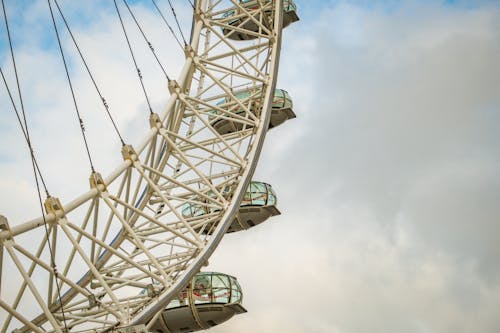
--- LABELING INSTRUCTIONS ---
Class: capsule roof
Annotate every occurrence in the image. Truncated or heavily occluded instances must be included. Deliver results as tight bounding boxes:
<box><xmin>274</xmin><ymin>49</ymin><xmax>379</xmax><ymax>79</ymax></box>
<box><xmin>182</xmin><ymin>181</ymin><xmax>277</xmax><ymax>218</ymax></box>
<box><xmin>223</xmin><ymin>0</ymin><xmax>298</xmax><ymax>18</ymax></box>
<box><xmin>210</xmin><ymin>88</ymin><xmax>295</xmax><ymax>134</ymax></box>
<box><xmin>215</xmin><ymin>88</ymin><xmax>293</xmax><ymax>111</ymax></box>
<box><xmin>222</xmin><ymin>0</ymin><xmax>299</xmax><ymax>40</ymax></box>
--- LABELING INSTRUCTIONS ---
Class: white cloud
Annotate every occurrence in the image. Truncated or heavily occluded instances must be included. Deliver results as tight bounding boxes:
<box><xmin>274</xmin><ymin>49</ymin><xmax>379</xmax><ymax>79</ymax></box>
<box><xmin>1</xmin><ymin>1</ymin><xmax>500</xmax><ymax>332</ymax></box>
<box><xmin>210</xmin><ymin>1</ymin><xmax>500</xmax><ymax>332</ymax></box>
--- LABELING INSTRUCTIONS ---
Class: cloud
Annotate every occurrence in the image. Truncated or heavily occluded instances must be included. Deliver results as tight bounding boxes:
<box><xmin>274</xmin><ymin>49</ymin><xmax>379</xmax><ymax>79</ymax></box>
<box><xmin>210</xmin><ymin>206</ymin><xmax>500</xmax><ymax>333</ymax></box>
<box><xmin>1</xmin><ymin>1</ymin><xmax>500</xmax><ymax>332</ymax></box>
<box><xmin>210</xmin><ymin>1</ymin><xmax>500</xmax><ymax>332</ymax></box>
<box><xmin>399</xmin><ymin>162</ymin><xmax>500</xmax><ymax>280</ymax></box>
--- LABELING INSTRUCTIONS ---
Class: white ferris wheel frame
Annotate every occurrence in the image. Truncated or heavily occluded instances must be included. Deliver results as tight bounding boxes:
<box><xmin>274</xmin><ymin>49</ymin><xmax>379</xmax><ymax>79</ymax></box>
<box><xmin>0</xmin><ymin>0</ymin><xmax>285</xmax><ymax>332</ymax></box>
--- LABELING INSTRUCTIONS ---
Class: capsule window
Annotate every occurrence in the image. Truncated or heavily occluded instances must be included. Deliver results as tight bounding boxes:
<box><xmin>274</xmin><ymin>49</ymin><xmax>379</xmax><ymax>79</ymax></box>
<box><xmin>193</xmin><ymin>274</ymin><xmax>212</xmax><ymax>304</ymax></box>
<box><xmin>230</xmin><ymin>276</ymin><xmax>242</xmax><ymax>303</ymax></box>
<box><xmin>212</xmin><ymin>274</ymin><xmax>231</xmax><ymax>303</ymax></box>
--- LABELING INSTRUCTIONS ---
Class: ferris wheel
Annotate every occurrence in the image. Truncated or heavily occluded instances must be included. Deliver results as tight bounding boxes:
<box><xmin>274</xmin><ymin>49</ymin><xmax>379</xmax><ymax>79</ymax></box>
<box><xmin>0</xmin><ymin>1</ymin><xmax>299</xmax><ymax>332</ymax></box>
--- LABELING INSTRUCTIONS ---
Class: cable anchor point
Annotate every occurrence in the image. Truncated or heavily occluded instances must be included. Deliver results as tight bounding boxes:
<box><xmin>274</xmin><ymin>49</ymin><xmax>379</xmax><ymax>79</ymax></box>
<box><xmin>0</xmin><ymin>215</ymin><xmax>13</xmax><ymax>242</ymax></box>
<box><xmin>122</xmin><ymin>144</ymin><xmax>138</xmax><ymax>162</ymax></box>
<box><xmin>44</xmin><ymin>196</ymin><xmax>65</xmax><ymax>218</ymax></box>
<box><xmin>168</xmin><ymin>79</ymin><xmax>181</xmax><ymax>95</ymax></box>
<box><xmin>149</xmin><ymin>113</ymin><xmax>162</xmax><ymax>129</ymax></box>
<box><xmin>89</xmin><ymin>171</ymin><xmax>107</xmax><ymax>192</ymax></box>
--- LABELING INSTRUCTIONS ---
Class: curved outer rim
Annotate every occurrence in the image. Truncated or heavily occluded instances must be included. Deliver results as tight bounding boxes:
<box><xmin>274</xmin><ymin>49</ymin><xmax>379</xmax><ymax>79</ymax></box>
<box><xmin>2</xmin><ymin>0</ymin><xmax>284</xmax><ymax>330</ymax></box>
<box><xmin>132</xmin><ymin>0</ymin><xmax>284</xmax><ymax>326</ymax></box>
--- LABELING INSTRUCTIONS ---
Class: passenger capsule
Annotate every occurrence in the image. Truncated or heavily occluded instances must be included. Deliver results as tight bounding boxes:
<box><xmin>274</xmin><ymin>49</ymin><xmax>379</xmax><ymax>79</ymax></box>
<box><xmin>211</xmin><ymin>88</ymin><xmax>295</xmax><ymax>135</ymax></box>
<box><xmin>150</xmin><ymin>272</ymin><xmax>246</xmax><ymax>333</ymax></box>
<box><xmin>182</xmin><ymin>181</ymin><xmax>280</xmax><ymax>234</ymax></box>
<box><xmin>222</xmin><ymin>0</ymin><xmax>299</xmax><ymax>40</ymax></box>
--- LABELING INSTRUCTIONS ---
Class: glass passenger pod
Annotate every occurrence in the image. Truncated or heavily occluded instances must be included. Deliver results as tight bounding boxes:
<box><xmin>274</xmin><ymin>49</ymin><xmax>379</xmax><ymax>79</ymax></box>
<box><xmin>211</xmin><ymin>88</ymin><xmax>295</xmax><ymax>135</ymax></box>
<box><xmin>182</xmin><ymin>181</ymin><xmax>281</xmax><ymax>234</ymax></box>
<box><xmin>222</xmin><ymin>0</ymin><xmax>299</xmax><ymax>41</ymax></box>
<box><xmin>150</xmin><ymin>272</ymin><xmax>247</xmax><ymax>333</ymax></box>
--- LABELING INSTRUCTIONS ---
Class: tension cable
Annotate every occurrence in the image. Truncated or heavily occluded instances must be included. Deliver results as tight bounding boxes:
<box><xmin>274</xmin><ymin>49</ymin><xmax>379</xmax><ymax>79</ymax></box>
<box><xmin>122</xmin><ymin>0</ymin><xmax>171</xmax><ymax>82</ymax></box>
<box><xmin>53</xmin><ymin>0</ymin><xmax>126</xmax><ymax>146</ymax></box>
<box><xmin>151</xmin><ymin>0</ymin><xmax>184</xmax><ymax>50</ymax></box>
<box><xmin>47</xmin><ymin>0</ymin><xmax>96</xmax><ymax>173</ymax></box>
<box><xmin>114</xmin><ymin>0</ymin><xmax>154</xmax><ymax>115</ymax></box>
<box><xmin>2</xmin><ymin>1</ymin><xmax>69</xmax><ymax>329</ymax></box>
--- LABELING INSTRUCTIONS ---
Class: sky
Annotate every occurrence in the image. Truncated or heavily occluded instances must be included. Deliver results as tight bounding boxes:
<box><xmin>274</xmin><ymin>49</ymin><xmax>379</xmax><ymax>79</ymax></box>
<box><xmin>1</xmin><ymin>1</ymin><xmax>500</xmax><ymax>332</ymax></box>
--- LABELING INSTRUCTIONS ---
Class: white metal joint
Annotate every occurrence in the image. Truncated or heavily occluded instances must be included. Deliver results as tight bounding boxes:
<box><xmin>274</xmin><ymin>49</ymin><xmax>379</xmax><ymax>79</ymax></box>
<box><xmin>122</xmin><ymin>145</ymin><xmax>138</xmax><ymax>162</ymax></box>
<box><xmin>44</xmin><ymin>196</ymin><xmax>65</xmax><ymax>218</ymax></box>
<box><xmin>168</xmin><ymin>80</ymin><xmax>181</xmax><ymax>95</ymax></box>
<box><xmin>0</xmin><ymin>215</ymin><xmax>13</xmax><ymax>242</ymax></box>
<box><xmin>89</xmin><ymin>171</ymin><xmax>107</xmax><ymax>192</ymax></box>
<box><xmin>149</xmin><ymin>113</ymin><xmax>162</xmax><ymax>129</ymax></box>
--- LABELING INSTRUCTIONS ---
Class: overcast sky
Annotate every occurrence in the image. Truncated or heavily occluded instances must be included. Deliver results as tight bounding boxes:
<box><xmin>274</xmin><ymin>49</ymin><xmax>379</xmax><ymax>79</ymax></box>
<box><xmin>1</xmin><ymin>1</ymin><xmax>500</xmax><ymax>332</ymax></box>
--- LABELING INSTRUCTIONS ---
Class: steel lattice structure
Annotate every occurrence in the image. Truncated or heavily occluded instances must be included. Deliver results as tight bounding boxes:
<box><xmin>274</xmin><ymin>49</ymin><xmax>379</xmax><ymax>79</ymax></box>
<box><xmin>0</xmin><ymin>0</ymin><xmax>289</xmax><ymax>332</ymax></box>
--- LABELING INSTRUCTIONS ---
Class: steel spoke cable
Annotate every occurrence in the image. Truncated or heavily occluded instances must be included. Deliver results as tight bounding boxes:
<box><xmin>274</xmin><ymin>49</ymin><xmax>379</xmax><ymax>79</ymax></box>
<box><xmin>53</xmin><ymin>0</ymin><xmax>125</xmax><ymax>146</ymax></box>
<box><xmin>166</xmin><ymin>0</ymin><xmax>188</xmax><ymax>46</ymax></box>
<box><xmin>1</xmin><ymin>0</ymin><xmax>50</xmax><ymax>197</ymax></box>
<box><xmin>47</xmin><ymin>0</ymin><xmax>96</xmax><ymax>173</ymax></box>
<box><xmin>150</xmin><ymin>0</ymin><xmax>184</xmax><ymax>50</ymax></box>
<box><xmin>2</xmin><ymin>64</ymin><xmax>69</xmax><ymax>333</ymax></box>
<box><xmin>114</xmin><ymin>0</ymin><xmax>154</xmax><ymax>115</ymax></box>
<box><xmin>122</xmin><ymin>0</ymin><xmax>171</xmax><ymax>81</ymax></box>
<box><xmin>3</xmin><ymin>1</ymin><xmax>69</xmax><ymax>328</ymax></box>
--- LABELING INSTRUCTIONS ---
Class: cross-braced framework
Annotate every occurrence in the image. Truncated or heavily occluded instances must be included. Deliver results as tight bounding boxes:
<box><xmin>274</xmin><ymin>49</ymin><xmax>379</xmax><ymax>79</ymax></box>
<box><xmin>0</xmin><ymin>0</ymin><xmax>285</xmax><ymax>332</ymax></box>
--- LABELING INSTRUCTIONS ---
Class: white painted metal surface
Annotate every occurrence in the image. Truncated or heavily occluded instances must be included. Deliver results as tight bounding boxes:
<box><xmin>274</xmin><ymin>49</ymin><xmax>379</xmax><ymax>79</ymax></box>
<box><xmin>0</xmin><ymin>0</ymin><xmax>293</xmax><ymax>332</ymax></box>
